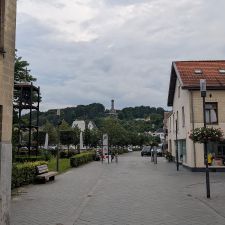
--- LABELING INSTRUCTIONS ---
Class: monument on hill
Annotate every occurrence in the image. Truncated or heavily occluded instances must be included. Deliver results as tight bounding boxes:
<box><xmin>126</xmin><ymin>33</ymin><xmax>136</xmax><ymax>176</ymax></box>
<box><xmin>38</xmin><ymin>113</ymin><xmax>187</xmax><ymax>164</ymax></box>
<box><xmin>108</xmin><ymin>99</ymin><xmax>118</xmax><ymax>117</ymax></box>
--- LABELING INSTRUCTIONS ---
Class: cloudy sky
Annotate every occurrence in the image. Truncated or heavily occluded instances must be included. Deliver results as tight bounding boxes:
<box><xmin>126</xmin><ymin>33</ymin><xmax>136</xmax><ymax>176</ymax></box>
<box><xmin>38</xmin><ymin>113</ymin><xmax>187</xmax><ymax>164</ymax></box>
<box><xmin>16</xmin><ymin>0</ymin><xmax>225</xmax><ymax>111</ymax></box>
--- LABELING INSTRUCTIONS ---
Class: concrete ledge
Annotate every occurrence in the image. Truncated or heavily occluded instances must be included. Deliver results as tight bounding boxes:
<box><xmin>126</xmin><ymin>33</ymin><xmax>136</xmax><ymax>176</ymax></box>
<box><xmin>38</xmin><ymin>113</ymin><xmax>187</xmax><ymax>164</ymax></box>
<box><xmin>182</xmin><ymin>164</ymin><xmax>225</xmax><ymax>172</ymax></box>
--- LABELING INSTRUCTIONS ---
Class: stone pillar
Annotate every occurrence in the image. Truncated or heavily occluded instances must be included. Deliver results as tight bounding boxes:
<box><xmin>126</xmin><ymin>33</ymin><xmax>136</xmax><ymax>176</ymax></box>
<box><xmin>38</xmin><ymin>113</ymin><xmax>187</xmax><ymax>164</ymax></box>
<box><xmin>0</xmin><ymin>143</ymin><xmax>12</xmax><ymax>225</ymax></box>
<box><xmin>0</xmin><ymin>0</ymin><xmax>17</xmax><ymax>224</ymax></box>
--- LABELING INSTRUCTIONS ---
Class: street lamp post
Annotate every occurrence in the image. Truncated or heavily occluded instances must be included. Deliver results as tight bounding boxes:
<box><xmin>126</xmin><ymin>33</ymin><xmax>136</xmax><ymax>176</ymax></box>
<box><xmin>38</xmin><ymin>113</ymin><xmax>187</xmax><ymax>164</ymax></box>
<box><xmin>56</xmin><ymin>109</ymin><xmax>61</xmax><ymax>172</ymax></box>
<box><xmin>200</xmin><ymin>79</ymin><xmax>210</xmax><ymax>198</ymax></box>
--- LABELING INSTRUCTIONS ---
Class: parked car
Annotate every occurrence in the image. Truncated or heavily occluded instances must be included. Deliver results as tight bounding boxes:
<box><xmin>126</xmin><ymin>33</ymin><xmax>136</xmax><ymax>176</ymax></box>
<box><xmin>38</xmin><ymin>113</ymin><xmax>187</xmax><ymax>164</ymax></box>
<box><xmin>141</xmin><ymin>146</ymin><xmax>151</xmax><ymax>156</ymax></box>
<box><xmin>151</xmin><ymin>147</ymin><xmax>163</xmax><ymax>156</ymax></box>
<box><xmin>128</xmin><ymin>146</ymin><xmax>133</xmax><ymax>152</ymax></box>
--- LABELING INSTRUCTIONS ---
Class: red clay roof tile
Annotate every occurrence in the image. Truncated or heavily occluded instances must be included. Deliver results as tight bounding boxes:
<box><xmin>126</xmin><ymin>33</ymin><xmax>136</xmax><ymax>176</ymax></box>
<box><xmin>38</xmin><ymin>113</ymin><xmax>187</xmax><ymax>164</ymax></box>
<box><xmin>174</xmin><ymin>60</ymin><xmax>225</xmax><ymax>88</ymax></box>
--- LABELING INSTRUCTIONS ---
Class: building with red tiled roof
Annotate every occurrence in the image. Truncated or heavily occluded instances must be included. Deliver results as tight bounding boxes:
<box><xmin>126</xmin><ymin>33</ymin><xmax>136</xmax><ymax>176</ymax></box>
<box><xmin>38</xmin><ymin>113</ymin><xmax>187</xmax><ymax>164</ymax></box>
<box><xmin>166</xmin><ymin>60</ymin><xmax>225</xmax><ymax>171</ymax></box>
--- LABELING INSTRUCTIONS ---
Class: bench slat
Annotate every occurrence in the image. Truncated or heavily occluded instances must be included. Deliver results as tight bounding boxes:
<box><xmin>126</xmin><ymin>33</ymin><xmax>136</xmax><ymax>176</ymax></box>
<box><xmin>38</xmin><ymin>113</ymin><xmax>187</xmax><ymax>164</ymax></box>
<box><xmin>37</xmin><ymin>171</ymin><xmax>58</xmax><ymax>178</ymax></box>
<box><xmin>36</xmin><ymin>165</ymin><xmax>49</xmax><ymax>174</ymax></box>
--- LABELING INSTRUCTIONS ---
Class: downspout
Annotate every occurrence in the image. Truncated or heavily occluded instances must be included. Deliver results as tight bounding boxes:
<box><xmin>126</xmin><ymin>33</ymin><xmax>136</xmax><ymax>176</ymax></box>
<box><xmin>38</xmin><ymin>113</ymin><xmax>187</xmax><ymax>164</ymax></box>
<box><xmin>190</xmin><ymin>91</ymin><xmax>196</xmax><ymax>168</ymax></box>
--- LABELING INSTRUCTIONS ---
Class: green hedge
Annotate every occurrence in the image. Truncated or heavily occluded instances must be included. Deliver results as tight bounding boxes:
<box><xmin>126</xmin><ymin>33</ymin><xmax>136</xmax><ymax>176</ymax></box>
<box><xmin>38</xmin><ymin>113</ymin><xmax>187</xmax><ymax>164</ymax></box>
<box><xmin>115</xmin><ymin>148</ymin><xmax>128</xmax><ymax>154</ymax></box>
<box><xmin>60</xmin><ymin>150</ymin><xmax>77</xmax><ymax>158</ymax></box>
<box><xmin>70</xmin><ymin>151</ymin><xmax>95</xmax><ymax>168</ymax></box>
<box><xmin>12</xmin><ymin>161</ymin><xmax>47</xmax><ymax>189</ymax></box>
<box><xmin>15</xmin><ymin>156</ymin><xmax>46</xmax><ymax>163</ymax></box>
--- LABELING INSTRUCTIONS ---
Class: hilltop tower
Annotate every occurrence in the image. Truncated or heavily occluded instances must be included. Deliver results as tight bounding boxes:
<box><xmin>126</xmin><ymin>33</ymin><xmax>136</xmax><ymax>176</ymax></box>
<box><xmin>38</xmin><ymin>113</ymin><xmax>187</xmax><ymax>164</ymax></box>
<box><xmin>108</xmin><ymin>99</ymin><xmax>118</xmax><ymax>117</ymax></box>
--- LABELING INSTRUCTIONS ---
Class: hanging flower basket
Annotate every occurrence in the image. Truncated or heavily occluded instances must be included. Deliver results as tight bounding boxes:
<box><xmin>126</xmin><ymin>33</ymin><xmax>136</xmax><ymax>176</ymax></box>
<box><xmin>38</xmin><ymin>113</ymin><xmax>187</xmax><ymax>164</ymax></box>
<box><xmin>189</xmin><ymin>127</ymin><xmax>223</xmax><ymax>143</ymax></box>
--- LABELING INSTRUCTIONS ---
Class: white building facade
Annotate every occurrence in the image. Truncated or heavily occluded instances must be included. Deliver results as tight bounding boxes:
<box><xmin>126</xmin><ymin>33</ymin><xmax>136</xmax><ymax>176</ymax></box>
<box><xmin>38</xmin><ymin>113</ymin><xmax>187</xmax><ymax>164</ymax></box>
<box><xmin>167</xmin><ymin>61</ymin><xmax>225</xmax><ymax>171</ymax></box>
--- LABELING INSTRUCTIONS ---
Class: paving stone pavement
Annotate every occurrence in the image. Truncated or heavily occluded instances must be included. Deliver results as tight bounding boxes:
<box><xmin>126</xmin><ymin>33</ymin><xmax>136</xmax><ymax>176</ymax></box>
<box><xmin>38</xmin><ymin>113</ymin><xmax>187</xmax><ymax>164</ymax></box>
<box><xmin>11</xmin><ymin>152</ymin><xmax>225</xmax><ymax>225</ymax></box>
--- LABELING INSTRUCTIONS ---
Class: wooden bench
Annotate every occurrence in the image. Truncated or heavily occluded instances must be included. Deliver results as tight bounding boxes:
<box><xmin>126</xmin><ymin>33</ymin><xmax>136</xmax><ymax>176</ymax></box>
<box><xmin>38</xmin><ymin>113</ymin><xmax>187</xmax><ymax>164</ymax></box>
<box><xmin>36</xmin><ymin>165</ymin><xmax>58</xmax><ymax>183</ymax></box>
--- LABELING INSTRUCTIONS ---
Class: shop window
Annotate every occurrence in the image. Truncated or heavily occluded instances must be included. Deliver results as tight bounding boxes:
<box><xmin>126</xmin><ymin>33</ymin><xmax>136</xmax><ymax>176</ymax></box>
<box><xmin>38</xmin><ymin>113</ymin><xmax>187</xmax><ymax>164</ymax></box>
<box><xmin>177</xmin><ymin>139</ymin><xmax>186</xmax><ymax>163</ymax></box>
<box><xmin>205</xmin><ymin>102</ymin><xmax>218</xmax><ymax>124</ymax></box>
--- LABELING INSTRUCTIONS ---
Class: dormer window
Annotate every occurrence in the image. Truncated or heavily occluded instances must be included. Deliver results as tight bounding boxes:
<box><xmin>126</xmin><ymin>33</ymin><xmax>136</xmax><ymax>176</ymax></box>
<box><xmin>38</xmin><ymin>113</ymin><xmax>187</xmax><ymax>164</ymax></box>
<box><xmin>219</xmin><ymin>69</ymin><xmax>225</xmax><ymax>74</ymax></box>
<box><xmin>194</xmin><ymin>69</ymin><xmax>203</xmax><ymax>75</ymax></box>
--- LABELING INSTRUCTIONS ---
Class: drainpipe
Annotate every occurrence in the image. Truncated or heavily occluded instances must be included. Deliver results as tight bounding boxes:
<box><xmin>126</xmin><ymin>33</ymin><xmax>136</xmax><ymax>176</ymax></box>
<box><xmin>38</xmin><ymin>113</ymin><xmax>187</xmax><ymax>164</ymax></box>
<box><xmin>190</xmin><ymin>91</ymin><xmax>197</xmax><ymax>168</ymax></box>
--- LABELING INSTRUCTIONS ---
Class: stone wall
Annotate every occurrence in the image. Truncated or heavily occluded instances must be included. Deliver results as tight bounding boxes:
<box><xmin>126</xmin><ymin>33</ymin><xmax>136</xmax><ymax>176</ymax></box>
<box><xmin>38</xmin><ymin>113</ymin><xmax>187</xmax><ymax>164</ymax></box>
<box><xmin>0</xmin><ymin>0</ymin><xmax>16</xmax><ymax>142</ymax></box>
<box><xmin>0</xmin><ymin>1</ymin><xmax>17</xmax><ymax>225</ymax></box>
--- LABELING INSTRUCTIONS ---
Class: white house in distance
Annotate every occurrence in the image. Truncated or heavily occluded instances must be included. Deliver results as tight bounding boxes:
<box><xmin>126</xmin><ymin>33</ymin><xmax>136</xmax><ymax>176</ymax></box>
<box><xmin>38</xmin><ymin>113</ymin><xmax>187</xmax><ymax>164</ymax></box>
<box><xmin>167</xmin><ymin>60</ymin><xmax>225</xmax><ymax>171</ymax></box>
<box><xmin>72</xmin><ymin>120</ymin><xmax>85</xmax><ymax>131</ymax></box>
<box><xmin>71</xmin><ymin>120</ymin><xmax>95</xmax><ymax>131</ymax></box>
<box><xmin>153</xmin><ymin>128</ymin><xmax>165</xmax><ymax>143</ymax></box>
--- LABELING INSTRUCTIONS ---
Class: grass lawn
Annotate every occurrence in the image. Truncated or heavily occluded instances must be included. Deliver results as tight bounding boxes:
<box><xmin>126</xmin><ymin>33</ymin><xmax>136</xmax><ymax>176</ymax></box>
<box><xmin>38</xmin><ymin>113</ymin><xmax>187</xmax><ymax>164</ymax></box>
<box><xmin>48</xmin><ymin>157</ymin><xmax>71</xmax><ymax>173</ymax></box>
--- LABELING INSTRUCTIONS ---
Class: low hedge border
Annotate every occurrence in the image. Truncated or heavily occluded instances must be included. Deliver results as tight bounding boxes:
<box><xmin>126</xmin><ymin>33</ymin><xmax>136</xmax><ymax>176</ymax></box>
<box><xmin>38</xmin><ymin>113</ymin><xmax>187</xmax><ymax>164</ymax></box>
<box><xmin>12</xmin><ymin>161</ymin><xmax>47</xmax><ymax>189</ymax></box>
<box><xmin>14</xmin><ymin>156</ymin><xmax>46</xmax><ymax>163</ymax></box>
<box><xmin>70</xmin><ymin>151</ymin><xmax>95</xmax><ymax>168</ymax></box>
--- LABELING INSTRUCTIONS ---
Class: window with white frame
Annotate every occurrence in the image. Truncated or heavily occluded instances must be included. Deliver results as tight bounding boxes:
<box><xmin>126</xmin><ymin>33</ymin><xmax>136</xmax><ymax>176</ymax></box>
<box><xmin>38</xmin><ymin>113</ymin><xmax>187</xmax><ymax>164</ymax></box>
<box><xmin>205</xmin><ymin>102</ymin><xmax>218</xmax><ymax>124</ymax></box>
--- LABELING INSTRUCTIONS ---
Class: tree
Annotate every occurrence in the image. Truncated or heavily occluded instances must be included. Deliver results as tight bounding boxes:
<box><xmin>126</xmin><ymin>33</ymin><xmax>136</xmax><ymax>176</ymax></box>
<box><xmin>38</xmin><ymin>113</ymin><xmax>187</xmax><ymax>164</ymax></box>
<box><xmin>42</xmin><ymin>121</ymin><xmax>58</xmax><ymax>145</ymax></box>
<box><xmin>60</xmin><ymin>130</ymin><xmax>75</xmax><ymax>151</ymax></box>
<box><xmin>14</xmin><ymin>51</ymin><xmax>37</xmax><ymax>83</ymax></box>
<box><xmin>83</xmin><ymin>128</ymin><xmax>91</xmax><ymax>148</ymax></box>
<box><xmin>89</xmin><ymin>129</ymin><xmax>101</xmax><ymax>148</ymax></box>
<box><xmin>73</xmin><ymin>126</ymin><xmax>80</xmax><ymax>147</ymax></box>
<box><xmin>99</xmin><ymin>118</ymin><xmax>128</xmax><ymax>147</ymax></box>
<box><xmin>33</xmin><ymin>131</ymin><xmax>46</xmax><ymax>146</ymax></box>
<box><xmin>59</xmin><ymin>119</ymin><xmax>71</xmax><ymax>130</ymax></box>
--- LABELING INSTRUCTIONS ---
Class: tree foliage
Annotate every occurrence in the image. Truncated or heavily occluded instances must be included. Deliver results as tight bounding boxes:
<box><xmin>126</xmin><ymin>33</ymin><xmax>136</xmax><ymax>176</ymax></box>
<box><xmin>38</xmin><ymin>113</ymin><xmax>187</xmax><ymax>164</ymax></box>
<box><xmin>42</xmin><ymin>121</ymin><xmax>58</xmax><ymax>145</ymax></box>
<box><xmin>14</xmin><ymin>52</ymin><xmax>37</xmax><ymax>83</ymax></box>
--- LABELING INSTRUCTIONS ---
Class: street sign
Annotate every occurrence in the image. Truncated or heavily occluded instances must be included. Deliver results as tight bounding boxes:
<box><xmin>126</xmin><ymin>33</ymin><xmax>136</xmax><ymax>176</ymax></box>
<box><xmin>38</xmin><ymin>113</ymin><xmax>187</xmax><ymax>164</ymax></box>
<box><xmin>200</xmin><ymin>79</ymin><xmax>206</xmax><ymax>97</ymax></box>
<box><xmin>102</xmin><ymin>134</ymin><xmax>108</xmax><ymax>155</ymax></box>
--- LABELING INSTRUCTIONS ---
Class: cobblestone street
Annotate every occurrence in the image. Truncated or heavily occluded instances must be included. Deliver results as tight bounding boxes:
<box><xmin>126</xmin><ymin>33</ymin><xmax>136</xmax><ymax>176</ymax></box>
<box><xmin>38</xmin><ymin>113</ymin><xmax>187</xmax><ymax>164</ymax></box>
<box><xmin>11</xmin><ymin>152</ymin><xmax>225</xmax><ymax>225</ymax></box>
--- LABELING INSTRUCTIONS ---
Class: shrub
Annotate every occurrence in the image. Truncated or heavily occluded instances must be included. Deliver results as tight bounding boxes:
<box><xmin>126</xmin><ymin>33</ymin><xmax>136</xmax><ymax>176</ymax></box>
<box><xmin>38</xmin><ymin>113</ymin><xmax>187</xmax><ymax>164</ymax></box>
<box><xmin>40</xmin><ymin>149</ymin><xmax>52</xmax><ymax>161</ymax></box>
<box><xmin>60</xmin><ymin>150</ymin><xmax>77</xmax><ymax>158</ymax></box>
<box><xmin>114</xmin><ymin>148</ymin><xmax>128</xmax><ymax>154</ymax></box>
<box><xmin>165</xmin><ymin>151</ymin><xmax>173</xmax><ymax>162</ymax></box>
<box><xmin>12</xmin><ymin>161</ymin><xmax>47</xmax><ymax>189</ymax></box>
<box><xmin>70</xmin><ymin>151</ymin><xmax>95</xmax><ymax>168</ymax></box>
<box><xmin>15</xmin><ymin>156</ymin><xmax>45</xmax><ymax>163</ymax></box>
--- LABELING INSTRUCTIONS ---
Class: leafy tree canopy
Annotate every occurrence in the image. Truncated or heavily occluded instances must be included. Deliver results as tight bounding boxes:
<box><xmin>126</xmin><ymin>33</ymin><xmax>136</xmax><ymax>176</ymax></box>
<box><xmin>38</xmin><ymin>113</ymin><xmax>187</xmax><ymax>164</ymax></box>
<box><xmin>14</xmin><ymin>51</ymin><xmax>37</xmax><ymax>83</ymax></box>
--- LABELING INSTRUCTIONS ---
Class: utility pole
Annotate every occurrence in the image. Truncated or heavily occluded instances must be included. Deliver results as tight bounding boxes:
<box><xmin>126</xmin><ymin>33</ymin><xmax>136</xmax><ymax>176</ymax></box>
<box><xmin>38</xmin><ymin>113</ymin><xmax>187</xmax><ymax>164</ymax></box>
<box><xmin>56</xmin><ymin>109</ymin><xmax>61</xmax><ymax>172</ymax></box>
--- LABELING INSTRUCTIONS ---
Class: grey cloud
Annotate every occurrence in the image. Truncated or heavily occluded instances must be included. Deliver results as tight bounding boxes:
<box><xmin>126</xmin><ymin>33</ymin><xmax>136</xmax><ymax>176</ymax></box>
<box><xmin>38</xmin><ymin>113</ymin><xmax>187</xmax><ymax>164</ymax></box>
<box><xmin>16</xmin><ymin>0</ymin><xmax>225</xmax><ymax>111</ymax></box>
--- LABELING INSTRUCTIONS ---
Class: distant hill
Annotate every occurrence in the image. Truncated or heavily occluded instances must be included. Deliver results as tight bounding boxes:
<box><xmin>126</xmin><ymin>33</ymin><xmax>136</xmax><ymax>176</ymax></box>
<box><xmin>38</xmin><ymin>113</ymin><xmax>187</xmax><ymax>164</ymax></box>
<box><xmin>118</xmin><ymin>106</ymin><xmax>164</xmax><ymax>120</ymax></box>
<box><xmin>21</xmin><ymin>103</ymin><xmax>165</xmax><ymax>129</ymax></box>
